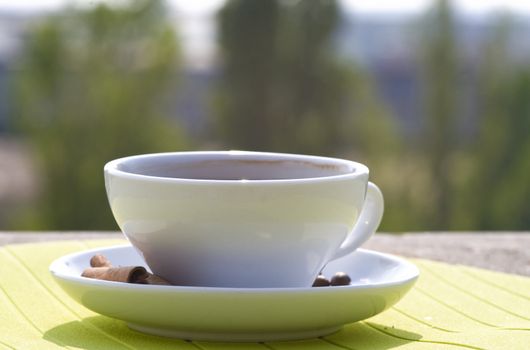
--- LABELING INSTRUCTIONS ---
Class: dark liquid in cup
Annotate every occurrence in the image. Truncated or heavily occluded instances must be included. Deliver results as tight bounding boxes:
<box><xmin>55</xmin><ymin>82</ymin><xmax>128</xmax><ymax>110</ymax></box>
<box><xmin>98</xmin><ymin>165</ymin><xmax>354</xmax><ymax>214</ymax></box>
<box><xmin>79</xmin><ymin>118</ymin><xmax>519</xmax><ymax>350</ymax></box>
<box><xmin>120</xmin><ymin>158</ymin><xmax>352</xmax><ymax>180</ymax></box>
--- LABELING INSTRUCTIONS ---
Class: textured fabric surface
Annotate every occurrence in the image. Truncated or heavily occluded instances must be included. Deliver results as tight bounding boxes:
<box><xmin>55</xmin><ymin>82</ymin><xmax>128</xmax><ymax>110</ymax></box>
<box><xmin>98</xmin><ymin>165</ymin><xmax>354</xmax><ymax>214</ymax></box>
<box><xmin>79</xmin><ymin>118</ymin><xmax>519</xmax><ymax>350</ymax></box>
<box><xmin>0</xmin><ymin>239</ymin><xmax>528</xmax><ymax>349</ymax></box>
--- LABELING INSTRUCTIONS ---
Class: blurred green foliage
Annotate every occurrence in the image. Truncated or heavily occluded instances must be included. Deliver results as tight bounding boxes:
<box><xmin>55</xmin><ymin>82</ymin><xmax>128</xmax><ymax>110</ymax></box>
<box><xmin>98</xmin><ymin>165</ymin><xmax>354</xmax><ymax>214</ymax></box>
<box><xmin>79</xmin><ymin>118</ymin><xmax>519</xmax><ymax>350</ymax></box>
<box><xmin>421</xmin><ymin>0</ymin><xmax>458</xmax><ymax>230</ymax></box>
<box><xmin>215</xmin><ymin>0</ymin><xmax>396</xmax><ymax>156</ymax></box>
<box><xmin>14</xmin><ymin>0</ymin><xmax>186</xmax><ymax>229</ymax></box>
<box><xmin>214</xmin><ymin>0</ymin><xmax>530</xmax><ymax>232</ymax></box>
<box><xmin>462</xmin><ymin>18</ymin><xmax>530</xmax><ymax>230</ymax></box>
<box><xmin>214</xmin><ymin>0</ymin><xmax>406</xmax><ymax>232</ymax></box>
<box><xmin>8</xmin><ymin>0</ymin><xmax>530</xmax><ymax>231</ymax></box>
<box><xmin>417</xmin><ymin>1</ymin><xmax>530</xmax><ymax>230</ymax></box>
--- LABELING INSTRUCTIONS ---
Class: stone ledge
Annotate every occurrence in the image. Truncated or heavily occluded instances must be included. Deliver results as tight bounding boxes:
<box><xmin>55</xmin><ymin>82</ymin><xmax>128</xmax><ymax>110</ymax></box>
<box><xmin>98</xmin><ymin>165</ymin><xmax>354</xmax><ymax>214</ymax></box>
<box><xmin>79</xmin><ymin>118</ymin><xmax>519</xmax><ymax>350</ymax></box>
<box><xmin>1</xmin><ymin>231</ymin><xmax>529</xmax><ymax>276</ymax></box>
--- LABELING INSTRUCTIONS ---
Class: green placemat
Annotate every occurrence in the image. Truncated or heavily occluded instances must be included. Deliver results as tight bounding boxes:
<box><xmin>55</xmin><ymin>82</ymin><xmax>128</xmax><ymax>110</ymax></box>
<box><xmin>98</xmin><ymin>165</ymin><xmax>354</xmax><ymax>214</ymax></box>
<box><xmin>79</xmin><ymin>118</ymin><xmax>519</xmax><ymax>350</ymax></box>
<box><xmin>0</xmin><ymin>240</ymin><xmax>529</xmax><ymax>350</ymax></box>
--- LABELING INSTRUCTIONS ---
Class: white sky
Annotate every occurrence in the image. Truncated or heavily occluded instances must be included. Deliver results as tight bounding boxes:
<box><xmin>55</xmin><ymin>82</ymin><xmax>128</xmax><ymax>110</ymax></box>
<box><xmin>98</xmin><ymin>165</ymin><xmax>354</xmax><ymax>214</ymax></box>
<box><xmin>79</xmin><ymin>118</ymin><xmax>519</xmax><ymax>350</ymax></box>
<box><xmin>342</xmin><ymin>0</ymin><xmax>530</xmax><ymax>15</ymax></box>
<box><xmin>1</xmin><ymin>0</ymin><xmax>530</xmax><ymax>15</ymax></box>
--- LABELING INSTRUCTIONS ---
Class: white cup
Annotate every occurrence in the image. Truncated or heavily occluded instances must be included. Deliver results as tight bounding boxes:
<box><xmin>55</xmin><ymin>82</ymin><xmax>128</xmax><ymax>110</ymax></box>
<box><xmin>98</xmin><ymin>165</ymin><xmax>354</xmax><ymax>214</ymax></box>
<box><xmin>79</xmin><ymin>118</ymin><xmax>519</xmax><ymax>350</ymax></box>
<box><xmin>104</xmin><ymin>151</ymin><xmax>384</xmax><ymax>288</ymax></box>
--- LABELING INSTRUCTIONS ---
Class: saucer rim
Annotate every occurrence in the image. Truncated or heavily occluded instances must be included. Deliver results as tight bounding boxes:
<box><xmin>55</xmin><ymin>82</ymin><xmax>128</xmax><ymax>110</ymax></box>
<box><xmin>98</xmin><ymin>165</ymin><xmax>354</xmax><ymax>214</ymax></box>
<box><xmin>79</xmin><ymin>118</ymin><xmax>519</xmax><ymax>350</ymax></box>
<box><xmin>49</xmin><ymin>244</ymin><xmax>419</xmax><ymax>294</ymax></box>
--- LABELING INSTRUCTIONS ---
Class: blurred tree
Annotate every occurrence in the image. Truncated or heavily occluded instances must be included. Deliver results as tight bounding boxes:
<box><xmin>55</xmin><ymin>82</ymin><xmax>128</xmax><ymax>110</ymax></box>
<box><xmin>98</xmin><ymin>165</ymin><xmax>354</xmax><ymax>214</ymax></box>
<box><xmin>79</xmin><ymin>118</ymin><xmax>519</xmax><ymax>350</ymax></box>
<box><xmin>216</xmin><ymin>0</ymin><xmax>403</xmax><ymax>230</ymax></box>
<box><xmin>420</xmin><ymin>0</ymin><xmax>458</xmax><ymax>229</ymax></box>
<box><xmin>215</xmin><ymin>0</ymin><xmax>369</xmax><ymax>155</ymax></box>
<box><xmin>14</xmin><ymin>0</ymin><xmax>186</xmax><ymax>229</ymax></box>
<box><xmin>215</xmin><ymin>0</ymin><xmax>279</xmax><ymax>151</ymax></box>
<box><xmin>273</xmin><ymin>0</ymin><xmax>351</xmax><ymax>154</ymax></box>
<box><xmin>464</xmin><ymin>18</ymin><xmax>530</xmax><ymax>229</ymax></box>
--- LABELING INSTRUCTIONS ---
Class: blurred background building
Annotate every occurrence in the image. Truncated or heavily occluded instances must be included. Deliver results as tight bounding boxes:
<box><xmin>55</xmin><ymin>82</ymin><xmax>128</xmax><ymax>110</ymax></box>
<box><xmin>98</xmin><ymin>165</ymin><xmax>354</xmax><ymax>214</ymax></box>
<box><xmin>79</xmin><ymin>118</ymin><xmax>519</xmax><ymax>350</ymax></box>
<box><xmin>0</xmin><ymin>0</ymin><xmax>529</xmax><ymax>232</ymax></box>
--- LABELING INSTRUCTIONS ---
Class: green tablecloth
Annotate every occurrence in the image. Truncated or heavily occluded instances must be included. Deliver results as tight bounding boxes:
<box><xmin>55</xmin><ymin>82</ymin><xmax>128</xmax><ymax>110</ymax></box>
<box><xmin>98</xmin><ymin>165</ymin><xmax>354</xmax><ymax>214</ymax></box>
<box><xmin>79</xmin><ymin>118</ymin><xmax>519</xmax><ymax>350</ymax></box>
<box><xmin>0</xmin><ymin>239</ymin><xmax>529</xmax><ymax>349</ymax></box>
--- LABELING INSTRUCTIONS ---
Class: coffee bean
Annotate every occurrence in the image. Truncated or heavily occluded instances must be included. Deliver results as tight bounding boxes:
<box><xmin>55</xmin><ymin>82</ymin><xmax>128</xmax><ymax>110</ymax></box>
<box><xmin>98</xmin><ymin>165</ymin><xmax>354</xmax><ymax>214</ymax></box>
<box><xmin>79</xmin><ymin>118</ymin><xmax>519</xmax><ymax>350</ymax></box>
<box><xmin>312</xmin><ymin>274</ymin><xmax>330</xmax><ymax>287</ymax></box>
<box><xmin>330</xmin><ymin>272</ymin><xmax>351</xmax><ymax>286</ymax></box>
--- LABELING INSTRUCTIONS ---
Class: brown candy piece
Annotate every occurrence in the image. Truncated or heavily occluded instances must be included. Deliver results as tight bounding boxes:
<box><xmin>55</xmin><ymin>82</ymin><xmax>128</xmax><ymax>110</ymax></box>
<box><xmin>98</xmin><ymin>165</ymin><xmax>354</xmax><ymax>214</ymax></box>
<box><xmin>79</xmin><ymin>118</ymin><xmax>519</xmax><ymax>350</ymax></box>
<box><xmin>82</xmin><ymin>254</ymin><xmax>172</xmax><ymax>285</ymax></box>
<box><xmin>82</xmin><ymin>266</ymin><xmax>148</xmax><ymax>283</ymax></box>
<box><xmin>330</xmin><ymin>272</ymin><xmax>351</xmax><ymax>286</ymax></box>
<box><xmin>90</xmin><ymin>254</ymin><xmax>112</xmax><ymax>267</ymax></box>
<box><xmin>82</xmin><ymin>266</ymin><xmax>172</xmax><ymax>285</ymax></box>
<box><xmin>312</xmin><ymin>274</ymin><xmax>331</xmax><ymax>287</ymax></box>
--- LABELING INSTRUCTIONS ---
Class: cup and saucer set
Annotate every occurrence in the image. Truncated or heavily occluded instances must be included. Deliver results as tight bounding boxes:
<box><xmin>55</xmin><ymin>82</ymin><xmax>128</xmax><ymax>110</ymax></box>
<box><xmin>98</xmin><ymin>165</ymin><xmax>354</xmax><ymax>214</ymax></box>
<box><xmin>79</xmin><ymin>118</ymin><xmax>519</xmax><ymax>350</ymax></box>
<box><xmin>50</xmin><ymin>151</ymin><xmax>419</xmax><ymax>342</ymax></box>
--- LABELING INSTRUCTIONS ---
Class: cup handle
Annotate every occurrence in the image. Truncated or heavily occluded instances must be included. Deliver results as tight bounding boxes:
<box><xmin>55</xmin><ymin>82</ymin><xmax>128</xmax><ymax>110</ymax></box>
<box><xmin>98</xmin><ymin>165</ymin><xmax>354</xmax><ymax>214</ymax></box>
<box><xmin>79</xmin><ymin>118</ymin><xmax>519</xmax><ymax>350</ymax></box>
<box><xmin>331</xmin><ymin>182</ymin><xmax>384</xmax><ymax>260</ymax></box>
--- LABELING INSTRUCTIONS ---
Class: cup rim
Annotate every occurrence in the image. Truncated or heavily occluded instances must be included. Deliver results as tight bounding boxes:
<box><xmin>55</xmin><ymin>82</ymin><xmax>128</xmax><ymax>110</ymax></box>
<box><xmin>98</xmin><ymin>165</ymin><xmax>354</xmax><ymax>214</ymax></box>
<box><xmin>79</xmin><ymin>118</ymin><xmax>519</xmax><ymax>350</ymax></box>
<box><xmin>104</xmin><ymin>150</ymin><xmax>369</xmax><ymax>185</ymax></box>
